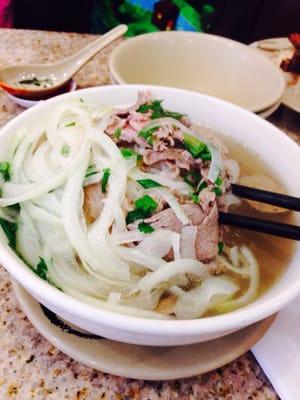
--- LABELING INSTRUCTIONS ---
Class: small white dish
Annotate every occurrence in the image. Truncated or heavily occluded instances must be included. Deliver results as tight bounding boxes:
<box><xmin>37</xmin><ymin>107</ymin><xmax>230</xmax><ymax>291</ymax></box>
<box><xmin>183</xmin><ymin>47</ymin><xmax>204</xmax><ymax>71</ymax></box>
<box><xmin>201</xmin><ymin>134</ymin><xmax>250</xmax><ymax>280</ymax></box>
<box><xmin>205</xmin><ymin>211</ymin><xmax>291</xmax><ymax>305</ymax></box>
<box><xmin>257</xmin><ymin>100</ymin><xmax>281</xmax><ymax>119</ymax></box>
<box><xmin>250</xmin><ymin>38</ymin><xmax>300</xmax><ymax>114</ymax></box>
<box><xmin>5</xmin><ymin>79</ymin><xmax>77</xmax><ymax>108</ymax></box>
<box><xmin>12</xmin><ymin>279</ymin><xmax>275</xmax><ymax>381</ymax></box>
<box><xmin>109</xmin><ymin>32</ymin><xmax>285</xmax><ymax>112</ymax></box>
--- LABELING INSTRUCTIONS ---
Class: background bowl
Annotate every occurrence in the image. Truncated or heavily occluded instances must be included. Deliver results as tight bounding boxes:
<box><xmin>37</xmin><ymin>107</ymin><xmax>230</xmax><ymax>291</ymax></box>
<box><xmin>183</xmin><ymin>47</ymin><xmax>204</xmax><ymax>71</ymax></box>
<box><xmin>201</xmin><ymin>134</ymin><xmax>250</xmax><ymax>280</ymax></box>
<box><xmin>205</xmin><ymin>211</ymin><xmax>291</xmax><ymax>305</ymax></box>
<box><xmin>109</xmin><ymin>32</ymin><xmax>285</xmax><ymax>113</ymax></box>
<box><xmin>0</xmin><ymin>85</ymin><xmax>300</xmax><ymax>346</ymax></box>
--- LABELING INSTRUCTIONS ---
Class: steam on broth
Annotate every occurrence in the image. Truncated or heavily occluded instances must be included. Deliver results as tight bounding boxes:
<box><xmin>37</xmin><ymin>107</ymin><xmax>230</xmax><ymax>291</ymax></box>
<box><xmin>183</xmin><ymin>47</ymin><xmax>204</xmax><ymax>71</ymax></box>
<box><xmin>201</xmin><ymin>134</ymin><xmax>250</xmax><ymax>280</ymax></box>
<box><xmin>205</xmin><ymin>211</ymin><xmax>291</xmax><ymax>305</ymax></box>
<box><xmin>0</xmin><ymin>92</ymin><xmax>295</xmax><ymax>320</ymax></box>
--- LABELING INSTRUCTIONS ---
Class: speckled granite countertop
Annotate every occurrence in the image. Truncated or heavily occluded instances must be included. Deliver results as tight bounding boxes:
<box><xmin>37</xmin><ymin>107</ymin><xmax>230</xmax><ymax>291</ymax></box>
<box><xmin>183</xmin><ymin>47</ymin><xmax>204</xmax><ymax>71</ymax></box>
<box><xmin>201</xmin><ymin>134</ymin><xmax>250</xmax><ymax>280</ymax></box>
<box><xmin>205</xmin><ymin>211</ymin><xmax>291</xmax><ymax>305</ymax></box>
<box><xmin>0</xmin><ymin>28</ymin><xmax>299</xmax><ymax>400</ymax></box>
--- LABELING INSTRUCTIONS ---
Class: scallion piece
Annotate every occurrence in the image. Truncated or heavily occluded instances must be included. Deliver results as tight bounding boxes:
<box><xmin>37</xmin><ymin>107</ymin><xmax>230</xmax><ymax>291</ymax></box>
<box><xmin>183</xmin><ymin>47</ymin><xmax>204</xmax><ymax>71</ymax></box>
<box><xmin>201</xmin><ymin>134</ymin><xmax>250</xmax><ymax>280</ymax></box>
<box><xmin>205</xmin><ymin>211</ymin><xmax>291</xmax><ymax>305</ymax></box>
<box><xmin>137</xmin><ymin>179</ymin><xmax>162</xmax><ymax>189</ymax></box>
<box><xmin>85</xmin><ymin>165</ymin><xmax>98</xmax><ymax>178</ymax></box>
<box><xmin>64</xmin><ymin>121</ymin><xmax>76</xmax><ymax>127</ymax></box>
<box><xmin>183</xmin><ymin>133</ymin><xmax>206</xmax><ymax>158</ymax></box>
<box><xmin>120</xmin><ymin>148</ymin><xmax>139</xmax><ymax>159</ymax></box>
<box><xmin>200</xmin><ymin>146</ymin><xmax>212</xmax><ymax>161</ymax></box>
<box><xmin>138</xmin><ymin>126</ymin><xmax>159</xmax><ymax>145</ymax></box>
<box><xmin>189</xmin><ymin>192</ymin><xmax>200</xmax><ymax>204</ymax></box>
<box><xmin>0</xmin><ymin>218</ymin><xmax>17</xmax><ymax>249</ymax></box>
<box><xmin>126</xmin><ymin>209</ymin><xmax>146</xmax><ymax>224</ymax></box>
<box><xmin>137</xmin><ymin>100</ymin><xmax>185</xmax><ymax>120</ymax></box>
<box><xmin>36</xmin><ymin>257</ymin><xmax>48</xmax><ymax>280</ymax></box>
<box><xmin>215</xmin><ymin>176</ymin><xmax>223</xmax><ymax>186</ymax></box>
<box><xmin>126</xmin><ymin>194</ymin><xmax>158</xmax><ymax>224</ymax></box>
<box><xmin>183</xmin><ymin>170</ymin><xmax>201</xmax><ymax>188</ymax></box>
<box><xmin>114</xmin><ymin>127</ymin><xmax>122</xmax><ymax>139</ymax></box>
<box><xmin>196</xmin><ymin>180</ymin><xmax>208</xmax><ymax>193</ymax></box>
<box><xmin>0</xmin><ymin>162</ymin><xmax>10</xmax><ymax>181</ymax></box>
<box><xmin>101</xmin><ymin>168</ymin><xmax>110</xmax><ymax>193</ymax></box>
<box><xmin>218</xmin><ymin>241</ymin><xmax>224</xmax><ymax>255</ymax></box>
<box><xmin>214</xmin><ymin>187</ymin><xmax>223</xmax><ymax>197</ymax></box>
<box><xmin>135</xmin><ymin>194</ymin><xmax>158</xmax><ymax>213</ymax></box>
<box><xmin>61</xmin><ymin>144</ymin><xmax>70</xmax><ymax>157</ymax></box>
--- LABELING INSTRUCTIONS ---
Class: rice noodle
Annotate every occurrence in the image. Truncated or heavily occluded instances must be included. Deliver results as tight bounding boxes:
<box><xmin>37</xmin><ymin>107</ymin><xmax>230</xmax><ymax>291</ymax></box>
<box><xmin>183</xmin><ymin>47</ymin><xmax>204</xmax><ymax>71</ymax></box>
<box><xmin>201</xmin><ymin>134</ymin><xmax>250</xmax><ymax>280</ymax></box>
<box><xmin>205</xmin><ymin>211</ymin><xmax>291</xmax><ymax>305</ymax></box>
<box><xmin>180</xmin><ymin>225</ymin><xmax>197</xmax><ymax>259</ymax></box>
<box><xmin>134</xmin><ymin>259</ymin><xmax>208</xmax><ymax>294</ymax></box>
<box><xmin>171</xmin><ymin>276</ymin><xmax>238</xmax><ymax>319</ymax></box>
<box><xmin>215</xmin><ymin>246</ymin><xmax>259</xmax><ymax>312</ymax></box>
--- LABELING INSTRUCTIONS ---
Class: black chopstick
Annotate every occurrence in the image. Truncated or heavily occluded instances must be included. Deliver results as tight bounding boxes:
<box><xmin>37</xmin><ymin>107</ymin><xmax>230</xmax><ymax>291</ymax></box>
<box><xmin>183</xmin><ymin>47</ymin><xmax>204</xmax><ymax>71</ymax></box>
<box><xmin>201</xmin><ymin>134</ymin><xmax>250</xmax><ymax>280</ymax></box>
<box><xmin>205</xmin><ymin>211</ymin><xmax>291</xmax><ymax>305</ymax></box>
<box><xmin>231</xmin><ymin>183</ymin><xmax>300</xmax><ymax>212</ymax></box>
<box><xmin>219</xmin><ymin>212</ymin><xmax>300</xmax><ymax>241</ymax></box>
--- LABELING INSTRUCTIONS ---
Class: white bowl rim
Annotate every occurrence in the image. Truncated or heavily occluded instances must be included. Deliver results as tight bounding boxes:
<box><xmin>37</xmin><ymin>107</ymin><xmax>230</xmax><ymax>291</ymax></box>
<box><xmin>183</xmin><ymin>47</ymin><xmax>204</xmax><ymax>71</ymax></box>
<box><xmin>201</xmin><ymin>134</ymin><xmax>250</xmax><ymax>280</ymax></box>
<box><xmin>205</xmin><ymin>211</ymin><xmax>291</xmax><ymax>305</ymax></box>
<box><xmin>109</xmin><ymin>31</ymin><xmax>286</xmax><ymax>113</ymax></box>
<box><xmin>1</xmin><ymin>84</ymin><xmax>299</xmax><ymax>338</ymax></box>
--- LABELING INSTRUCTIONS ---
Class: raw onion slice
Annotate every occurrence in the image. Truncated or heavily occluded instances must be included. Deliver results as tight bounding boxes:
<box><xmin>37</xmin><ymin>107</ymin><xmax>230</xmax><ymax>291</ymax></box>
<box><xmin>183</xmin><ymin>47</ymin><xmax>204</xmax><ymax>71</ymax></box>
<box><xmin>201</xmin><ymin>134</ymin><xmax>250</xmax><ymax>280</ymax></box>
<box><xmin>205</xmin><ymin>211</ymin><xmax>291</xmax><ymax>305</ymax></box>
<box><xmin>180</xmin><ymin>225</ymin><xmax>197</xmax><ymax>259</ymax></box>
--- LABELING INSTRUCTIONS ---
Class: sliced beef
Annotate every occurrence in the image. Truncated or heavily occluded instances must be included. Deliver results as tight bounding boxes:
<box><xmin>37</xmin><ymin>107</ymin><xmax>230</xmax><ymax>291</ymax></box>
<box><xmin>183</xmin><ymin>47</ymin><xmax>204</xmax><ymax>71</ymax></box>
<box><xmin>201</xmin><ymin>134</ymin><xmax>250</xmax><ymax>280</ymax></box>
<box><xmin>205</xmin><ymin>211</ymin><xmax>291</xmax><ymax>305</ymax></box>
<box><xmin>83</xmin><ymin>183</ymin><xmax>105</xmax><ymax>224</ymax></box>
<box><xmin>144</xmin><ymin>203</ymin><xmax>219</xmax><ymax>262</ymax></box>
<box><xmin>194</xmin><ymin>204</ymin><xmax>219</xmax><ymax>262</ymax></box>
<box><xmin>198</xmin><ymin>189</ymin><xmax>216</xmax><ymax>213</ymax></box>
<box><xmin>145</xmin><ymin>207</ymin><xmax>182</xmax><ymax>233</ymax></box>
<box><xmin>143</xmin><ymin>148</ymin><xmax>201</xmax><ymax>170</ymax></box>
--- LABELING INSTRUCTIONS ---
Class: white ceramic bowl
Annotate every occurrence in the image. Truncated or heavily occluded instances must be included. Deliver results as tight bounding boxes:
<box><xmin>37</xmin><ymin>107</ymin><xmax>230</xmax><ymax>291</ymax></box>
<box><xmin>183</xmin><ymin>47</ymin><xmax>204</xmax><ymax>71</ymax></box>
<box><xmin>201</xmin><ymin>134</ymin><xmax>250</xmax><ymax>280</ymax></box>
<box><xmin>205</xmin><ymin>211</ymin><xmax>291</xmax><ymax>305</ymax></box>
<box><xmin>1</xmin><ymin>85</ymin><xmax>300</xmax><ymax>346</ymax></box>
<box><xmin>109</xmin><ymin>32</ymin><xmax>285</xmax><ymax>112</ymax></box>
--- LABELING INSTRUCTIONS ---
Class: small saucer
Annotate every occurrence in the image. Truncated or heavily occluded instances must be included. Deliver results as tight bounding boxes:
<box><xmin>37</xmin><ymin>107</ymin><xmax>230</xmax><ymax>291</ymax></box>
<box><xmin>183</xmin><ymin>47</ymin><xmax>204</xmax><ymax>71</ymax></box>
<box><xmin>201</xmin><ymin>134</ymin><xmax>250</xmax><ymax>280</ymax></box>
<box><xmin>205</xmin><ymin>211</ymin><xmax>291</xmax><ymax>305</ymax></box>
<box><xmin>12</xmin><ymin>279</ymin><xmax>275</xmax><ymax>381</ymax></box>
<box><xmin>5</xmin><ymin>79</ymin><xmax>77</xmax><ymax>108</ymax></box>
<box><xmin>257</xmin><ymin>100</ymin><xmax>281</xmax><ymax>119</ymax></box>
<box><xmin>250</xmin><ymin>38</ymin><xmax>300</xmax><ymax>114</ymax></box>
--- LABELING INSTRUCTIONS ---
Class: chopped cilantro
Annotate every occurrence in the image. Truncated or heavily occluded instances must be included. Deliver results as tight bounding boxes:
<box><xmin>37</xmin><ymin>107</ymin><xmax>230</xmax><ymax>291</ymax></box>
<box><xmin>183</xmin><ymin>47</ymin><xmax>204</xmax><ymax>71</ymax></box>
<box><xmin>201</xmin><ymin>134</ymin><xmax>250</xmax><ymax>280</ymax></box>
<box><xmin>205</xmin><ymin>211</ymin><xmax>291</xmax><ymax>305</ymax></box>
<box><xmin>64</xmin><ymin>121</ymin><xmax>76</xmax><ymax>127</ymax></box>
<box><xmin>137</xmin><ymin>100</ymin><xmax>185</xmax><ymax>120</ymax></box>
<box><xmin>135</xmin><ymin>194</ymin><xmax>158</xmax><ymax>213</ymax></box>
<box><xmin>0</xmin><ymin>162</ymin><xmax>10</xmax><ymax>181</ymax></box>
<box><xmin>137</xmin><ymin>179</ymin><xmax>162</xmax><ymax>189</ymax></box>
<box><xmin>214</xmin><ymin>187</ymin><xmax>223</xmax><ymax>197</ymax></box>
<box><xmin>0</xmin><ymin>218</ymin><xmax>17</xmax><ymax>249</ymax></box>
<box><xmin>189</xmin><ymin>192</ymin><xmax>200</xmax><ymax>204</ymax></box>
<box><xmin>36</xmin><ymin>257</ymin><xmax>48</xmax><ymax>280</ymax></box>
<box><xmin>138</xmin><ymin>126</ymin><xmax>159</xmax><ymax>145</ymax></box>
<box><xmin>85</xmin><ymin>165</ymin><xmax>98</xmax><ymax>178</ymax></box>
<box><xmin>126</xmin><ymin>194</ymin><xmax>158</xmax><ymax>224</ymax></box>
<box><xmin>101</xmin><ymin>168</ymin><xmax>110</xmax><ymax>193</ymax></box>
<box><xmin>138</xmin><ymin>221</ymin><xmax>154</xmax><ymax>234</ymax></box>
<box><xmin>218</xmin><ymin>241</ymin><xmax>224</xmax><ymax>255</ymax></box>
<box><xmin>126</xmin><ymin>208</ymin><xmax>146</xmax><ymax>224</ymax></box>
<box><xmin>79</xmin><ymin>98</ymin><xmax>84</xmax><ymax>103</ymax></box>
<box><xmin>61</xmin><ymin>144</ymin><xmax>70</xmax><ymax>157</ymax></box>
<box><xmin>114</xmin><ymin>127</ymin><xmax>122</xmax><ymax>139</ymax></box>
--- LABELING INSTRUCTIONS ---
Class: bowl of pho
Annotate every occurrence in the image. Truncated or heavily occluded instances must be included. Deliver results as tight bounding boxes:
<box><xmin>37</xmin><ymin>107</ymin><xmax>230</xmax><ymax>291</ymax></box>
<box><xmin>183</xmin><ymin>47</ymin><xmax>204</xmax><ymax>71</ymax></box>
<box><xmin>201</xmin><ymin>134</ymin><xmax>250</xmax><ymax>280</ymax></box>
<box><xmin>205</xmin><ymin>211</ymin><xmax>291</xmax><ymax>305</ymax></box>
<box><xmin>0</xmin><ymin>85</ymin><xmax>299</xmax><ymax>346</ymax></box>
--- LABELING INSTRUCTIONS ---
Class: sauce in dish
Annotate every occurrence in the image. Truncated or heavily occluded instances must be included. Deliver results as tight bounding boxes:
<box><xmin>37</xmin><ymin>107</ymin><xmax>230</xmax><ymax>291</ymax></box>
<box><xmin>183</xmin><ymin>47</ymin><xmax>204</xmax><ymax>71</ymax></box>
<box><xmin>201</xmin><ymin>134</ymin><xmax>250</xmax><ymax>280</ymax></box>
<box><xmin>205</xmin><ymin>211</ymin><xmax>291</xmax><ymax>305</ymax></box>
<box><xmin>0</xmin><ymin>92</ymin><xmax>294</xmax><ymax>319</ymax></box>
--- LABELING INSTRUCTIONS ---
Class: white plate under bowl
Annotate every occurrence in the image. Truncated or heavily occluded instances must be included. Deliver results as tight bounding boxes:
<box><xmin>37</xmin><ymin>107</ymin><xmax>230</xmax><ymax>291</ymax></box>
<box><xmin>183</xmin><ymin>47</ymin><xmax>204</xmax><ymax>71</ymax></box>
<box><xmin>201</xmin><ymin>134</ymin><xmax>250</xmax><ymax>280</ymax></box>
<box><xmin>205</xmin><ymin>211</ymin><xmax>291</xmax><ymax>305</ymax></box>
<box><xmin>12</xmin><ymin>279</ymin><xmax>275</xmax><ymax>381</ymax></box>
<box><xmin>250</xmin><ymin>38</ymin><xmax>300</xmax><ymax>114</ymax></box>
<box><xmin>110</xmin><ymin>32</ymin><xmax>285</xmax><ymax>112</ymax></box>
